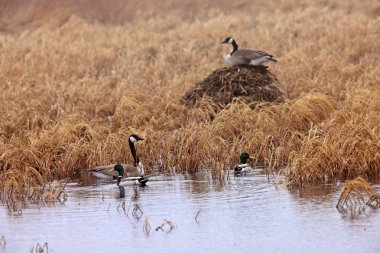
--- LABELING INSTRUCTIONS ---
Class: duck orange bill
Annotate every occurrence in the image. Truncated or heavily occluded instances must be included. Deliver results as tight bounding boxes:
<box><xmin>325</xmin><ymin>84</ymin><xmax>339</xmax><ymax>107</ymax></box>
<box><xmin>249</xmin><ymin>155</ymin><xmax>254</xmax><ymax>159</ymax></box>
<box><xmin>108</xmin><ymin>168</ymin><xmax>114</xmax><ymax>171</ymax></box>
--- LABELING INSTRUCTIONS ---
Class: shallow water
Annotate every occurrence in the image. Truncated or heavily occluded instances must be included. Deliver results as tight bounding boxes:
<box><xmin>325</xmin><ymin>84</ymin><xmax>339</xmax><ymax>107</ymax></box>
<box><xmin>1</xmin><ymin>172</ymin><xmax>379</xmax><ymax>253</ymax></box>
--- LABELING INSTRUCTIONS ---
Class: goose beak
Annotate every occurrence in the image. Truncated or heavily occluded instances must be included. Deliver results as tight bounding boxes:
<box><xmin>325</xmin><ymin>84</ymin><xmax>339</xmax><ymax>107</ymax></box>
<box><xmin>221</xmin><ymin>38</ymin><xmax>230</xmax><ymax>44</ymax></box>
<box><xmin>135</xmin><ymin>135</ymin><xmax>145</xmax><ymax>141</ymax></box>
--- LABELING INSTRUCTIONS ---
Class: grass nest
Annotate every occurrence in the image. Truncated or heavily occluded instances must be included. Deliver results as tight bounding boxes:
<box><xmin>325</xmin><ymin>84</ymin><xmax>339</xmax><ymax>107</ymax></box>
<box><xmin>181</xmin><ymin>66</ymin><xmax>286</xmax><ymax>109</ymax></box>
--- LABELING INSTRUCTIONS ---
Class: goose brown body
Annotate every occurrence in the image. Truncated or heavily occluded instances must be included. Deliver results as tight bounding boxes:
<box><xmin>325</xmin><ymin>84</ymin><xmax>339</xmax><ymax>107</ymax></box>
<box><xmin>88</xmin><ymin>134</ymin><xmax>145</xmax><ymax>179</ymax></box>
<box><xmin>222</xmin><ymin>37</ymin><xmax>277</xmax><ymax>66</ymax></box>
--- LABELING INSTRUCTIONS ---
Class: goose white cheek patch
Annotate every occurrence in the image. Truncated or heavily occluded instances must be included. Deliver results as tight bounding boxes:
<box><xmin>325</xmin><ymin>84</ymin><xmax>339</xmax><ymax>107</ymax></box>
<box><xmin>129</xmin><ymin>136</ymin><xmax>137</xmax><ymax>143</ymax></box>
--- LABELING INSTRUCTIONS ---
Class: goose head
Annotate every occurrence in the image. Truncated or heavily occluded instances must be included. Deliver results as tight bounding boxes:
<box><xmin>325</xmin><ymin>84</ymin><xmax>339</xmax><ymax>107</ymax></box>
<box><xmin>222</xmin><ymin>36</ymin><xmax>239</xmax><ymax>57</ymax></box>
<box><xmin>129</xmin><ymin>134</ymin><xmax>144</xmax><ymax>143</ymax></box>
<box><xmin>239</xmin><ymin>152</ymin><xmax>254</xmax><ymax>164</ymax></box>
<box><xmin>221</xmin><ymin>36</ymin><xmax>235</xmax><ymax>45</ymax></box>
<box><xmin>128</xmin><ymin>134</ymin><xmax>145</xmax><ymax>174</ymax></box>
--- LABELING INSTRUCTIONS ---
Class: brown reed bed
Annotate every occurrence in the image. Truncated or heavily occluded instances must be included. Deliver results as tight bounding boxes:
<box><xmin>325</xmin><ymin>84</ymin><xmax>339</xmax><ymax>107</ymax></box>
<box><xmin>0</xmin><ymin>0</ymin><xmax>379</xmax><ymax>200</ymax></box>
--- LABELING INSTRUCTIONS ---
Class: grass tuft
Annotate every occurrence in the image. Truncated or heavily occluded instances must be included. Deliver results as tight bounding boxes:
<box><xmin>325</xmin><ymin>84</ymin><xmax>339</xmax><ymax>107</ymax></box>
<box><xmin>336</xmin><ymin>177</ymin><xmax>374</xmax><ymax>214</ymax></box>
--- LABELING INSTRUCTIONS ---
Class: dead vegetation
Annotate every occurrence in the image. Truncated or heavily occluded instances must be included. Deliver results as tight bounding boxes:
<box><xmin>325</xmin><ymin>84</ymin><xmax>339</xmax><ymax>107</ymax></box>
<box><xmin>143</xmin><ymin>216</ymin><xmax>151</xmax><ymax>235</ymax></box>
<box><xmin>0</xmin><ymin>235</ymin><xmax>5</xmax><ymax>249</ymax></box>
<box><xmin>336</xmin><ymin>177</ymin><xmax>376</xmax><ymax>215</ymax></box>
<box><xmin>181</xmin><ymin>66</ymin><xmax>285</xmax><ymax>110</ymax></box>
<box><xmin>155</xmin><ymin>219</ymin><xmax>175</xmax><ymax>232</ymax></box>
<box><xmin>366</xmin><ymin>194</ymin><xmax>380</xmax><ymax>209</ymax></box>
<box><xmin>0</xmin><ymin>180</ymin><xmax>68</xmax><ymax>212</ymax></box>
<box><xmin>30</xmin><ymin>242</ymin><xmax>49</xmax><ymax>253</ymax></box>
<box><xmin>0</xmin><ymin>0</ymin><xmax>379</xmax><ymax>199</ymax></box>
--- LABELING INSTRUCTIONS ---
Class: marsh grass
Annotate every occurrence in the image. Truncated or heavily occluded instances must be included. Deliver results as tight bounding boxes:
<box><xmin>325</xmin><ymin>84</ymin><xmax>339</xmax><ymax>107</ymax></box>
<box><xmin>366</xmin><ymin>194</ymin><xmax>380</xmax><ymax>209</ymax></box>
<box><xmin>143</xmin><ymin>216</ymin><xmax>151</xmax><ymax>235</ymax></box>
<box><xmin>132</xmin><ymin>204</ymin><xmax>143</xmax><ymax>219</ymax></box>
<box><xmin>30</xmin><ymin>242</ymin><xmax>49</xmax><ymax>253</ymax></box>
<box><xmin>155</xmin><ymin>219</ymin><xmax>175</xmax><ymax>232</ymax></box>
<box><xmin>0</xmin><ymin>179</ymin><xmax>67</xmax><ymax>212</ymax></box>
<box><xmin>0</xmin><ymin>235</ymin><xmax>5</xmax><ymax>248</ymax></box>
<box><xmin>126</xmin><ymin>188</ymin><xmax>142</xmax><ymax>218</ymax></box>
<box><xmin>117</xmin><ymin>199</ymin><xmax>126</xmax><ymax>215</ymax></box>
<box><xmin>0</xmin><ymin>0</ymin><xmax>379</xmax><ymax>200</ymax></box>
<box><xmin>195</xmin><ymin>209</ymin><xmax>201</xmax><ymax>223</ymax></box>
<box><xmin>336</xmin><ymin>177</ymin><xmax>375</xmax><ymax>215</ymax></box>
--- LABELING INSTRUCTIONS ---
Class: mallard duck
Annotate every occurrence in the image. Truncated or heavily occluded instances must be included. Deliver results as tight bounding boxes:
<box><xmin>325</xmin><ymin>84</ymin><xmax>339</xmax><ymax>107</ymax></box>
<box><xmin>88</xmin><ymin>134</ymin><xmax>147</xmax><ymax>183</ymax></box>
<box><xmin>113</xmin><ymin>163</ymin><xmax>149</xmax><ymax>187</ymax></box>
<box><xmin>222</xmin><ymin>36</ymin><xmax>277</xmax><ymax>66</ymax></box>
<box><xmin>234</xmin><ymin>152</ymin><xmax>254</xmax><ymax>173</ymax></box>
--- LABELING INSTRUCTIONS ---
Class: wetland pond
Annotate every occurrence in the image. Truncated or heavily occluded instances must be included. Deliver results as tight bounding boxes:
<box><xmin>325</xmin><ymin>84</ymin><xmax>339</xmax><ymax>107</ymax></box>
<box><xmin>1</xmin><ymin>171</ymin><xmax>379</xmax><ymax>253</ymax></box>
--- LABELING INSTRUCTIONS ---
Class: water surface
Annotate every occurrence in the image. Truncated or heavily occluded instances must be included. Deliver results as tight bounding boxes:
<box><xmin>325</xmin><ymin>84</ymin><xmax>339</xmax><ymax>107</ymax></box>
<box><xmin>1</xmin><ymin>172</ymin><xmax>379</xmax><ymax>253</ymax></box>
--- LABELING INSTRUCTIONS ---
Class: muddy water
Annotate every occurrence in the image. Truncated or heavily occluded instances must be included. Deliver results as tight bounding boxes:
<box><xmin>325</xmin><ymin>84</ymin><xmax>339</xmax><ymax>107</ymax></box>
<box><xmin>1</xmin><ymin>172</ymin><xmax>379</xmax><ymax>253</ymax></box>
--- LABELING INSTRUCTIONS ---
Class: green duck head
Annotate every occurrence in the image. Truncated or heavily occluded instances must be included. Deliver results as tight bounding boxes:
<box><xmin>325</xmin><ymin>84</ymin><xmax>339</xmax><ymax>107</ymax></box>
<box><xmin>240</xmin><ymin>152</ymin><xmax>253</xmax><ymax>164</ymax></box>
<box><xmin>113</xmin><ymin>164</ymin><xmax>124</xmax><ymax>177</ymax></box>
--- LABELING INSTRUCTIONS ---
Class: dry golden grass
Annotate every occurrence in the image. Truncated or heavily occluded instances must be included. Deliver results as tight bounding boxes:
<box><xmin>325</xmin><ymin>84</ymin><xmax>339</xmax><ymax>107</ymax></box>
<box><xmin>336</xmin><ymin>177</ymin><xmax>375</xmax><ymax>214</ymax></box>
<box><xmin>366</xmin><ymin>194</ymin><xmax>380</xmax><ymax>208</ymax></box>
<box><xmin>0</xmin><ymin>0</ymin><xmax>379</xmax><ymax>196</ymax></box>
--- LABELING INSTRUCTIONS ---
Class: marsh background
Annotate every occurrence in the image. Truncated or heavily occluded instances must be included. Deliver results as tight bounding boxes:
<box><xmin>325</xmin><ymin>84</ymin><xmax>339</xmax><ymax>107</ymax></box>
<box><xmin>0</xmin><ymin>0</ymin><xmax>379</xmax><ymax>196</ymax></box>
<box><xmin>1</xmin><ymin>1</ymin><xmax>380</xmax><ymax>252</ymax></box>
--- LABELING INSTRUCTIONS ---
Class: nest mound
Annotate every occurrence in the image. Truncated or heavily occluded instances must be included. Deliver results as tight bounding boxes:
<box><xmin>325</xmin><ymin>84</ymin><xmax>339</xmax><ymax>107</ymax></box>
<box><xmin>181</xmin><ymin>66</ymin><xmax>285</xmax><ymax>108</ymax></box>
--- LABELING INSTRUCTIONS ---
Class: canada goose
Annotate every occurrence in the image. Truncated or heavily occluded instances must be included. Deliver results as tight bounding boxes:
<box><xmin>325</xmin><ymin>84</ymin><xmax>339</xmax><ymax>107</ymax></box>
<box><xmin>88</xmin><ymin>134</ymin><xmax>148</xmax><ymax>184</ymax></box>
<box><xmin>222</xmin><ymin>37</ymin><xmax>277</xmax><ymax>66</ymax></box>
<box><xmin>234</xmin><ymin>152</ymin><xmax>254</xmax><ymax>173</ymax></box>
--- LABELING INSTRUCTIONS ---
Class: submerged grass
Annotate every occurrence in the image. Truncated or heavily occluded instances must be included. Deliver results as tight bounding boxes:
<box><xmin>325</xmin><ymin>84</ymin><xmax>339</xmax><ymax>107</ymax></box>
<box><xmin>0</xmin><ymin>235</ymin><xmax>5</xmax><ymax>248</ymax></box>
<box><xmin>155</xmin><ymin>219</ymin><xmax>175</xmax><ymax>232</ymax></box>
<box><xmin>0</xmin><ymin>180</ymin><xmax>68</xmax><ymax>212</ymax></box>
<box><xmin>367</xmin><ymin>194</ymin><xmax>380</xmax><ymax>209</ymax></box>
<box><xmin>0</xmin><ymin>0</ymin><xmax>379</xmax><ymax>197</ymax></box>
<box><xmin>336</xmin><ymin>177</ymin><xmax>377</xmax><ymax>215</ymax></box>
<box><xmin>30</xmin><ymin>242</ymin><xmax>49</xmax><ymax>253</ymax></box>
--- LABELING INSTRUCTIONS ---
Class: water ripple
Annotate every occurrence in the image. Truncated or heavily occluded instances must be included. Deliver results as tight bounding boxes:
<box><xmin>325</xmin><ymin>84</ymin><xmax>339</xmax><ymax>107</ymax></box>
<box><xmin>1</xmin><ymin>176</ymin><xmax>379</xmax><ymax>253</ymax></box>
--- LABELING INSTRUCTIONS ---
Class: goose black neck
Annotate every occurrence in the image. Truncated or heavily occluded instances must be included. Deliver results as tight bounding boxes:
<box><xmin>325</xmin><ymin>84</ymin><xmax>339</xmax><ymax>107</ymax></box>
<box><xmin>129</xmin><ymin>139</ymin><xmax>140</xmax><ymax>166</ymax></box>
<box><xmin>231</xmin><ymin>40</ymin><xmax>238</xmax><ymax>55</ymax></box>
